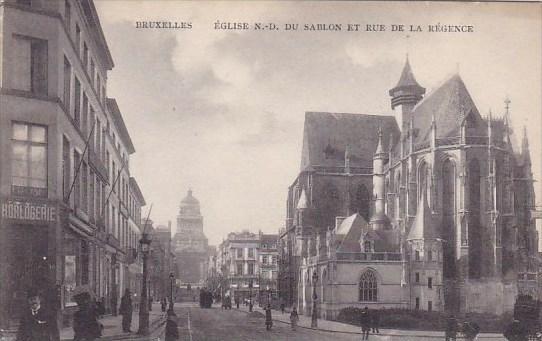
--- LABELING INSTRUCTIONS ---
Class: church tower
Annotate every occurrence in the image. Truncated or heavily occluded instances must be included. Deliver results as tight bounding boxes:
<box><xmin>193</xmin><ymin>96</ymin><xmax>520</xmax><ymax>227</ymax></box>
<box><xmin>389</xmin><ymin>57</ymin><xmax>426</xmax><ymax>132</ymax></box>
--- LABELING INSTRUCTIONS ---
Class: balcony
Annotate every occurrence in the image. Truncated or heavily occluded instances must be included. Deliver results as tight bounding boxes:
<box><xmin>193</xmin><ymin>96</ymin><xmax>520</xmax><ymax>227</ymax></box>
<box><xmin>336</xmin><ymin>252</ymin><xmax>403</xmax><ymax>262</ymax></box>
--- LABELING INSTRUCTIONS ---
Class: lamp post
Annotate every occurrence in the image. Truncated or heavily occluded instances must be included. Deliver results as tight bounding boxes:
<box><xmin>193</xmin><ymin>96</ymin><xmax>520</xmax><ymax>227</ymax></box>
<box><xmin>248</xmin><ymin>280</ymin><xmax>253</xmax><ymax>312</ymax></box>
<box><xmin>168</xmin><ymin>272</ymin><xmax>175</xmax><ymax>313</ymax></box>
<box><xmin>137</xmin><ymin>231</ymin><xmax>152</xmax><ymax>336</ymax></box>
<box><xmin>311</xmin><ymin>270</ymin><xmax>318</xmax><ymax>328</ymax></box>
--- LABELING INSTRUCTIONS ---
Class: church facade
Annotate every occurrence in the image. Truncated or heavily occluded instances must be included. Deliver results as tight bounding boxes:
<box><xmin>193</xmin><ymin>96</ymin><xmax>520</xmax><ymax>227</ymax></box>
<box><xmin>278</xmin><ymin>59</ymin><xmax>538</xmax><ymax>319</ymax></box>
<box><xmin>173</xmin><ymin>190</ymin><xmax>210</xmax><ymax>285</ymax></box>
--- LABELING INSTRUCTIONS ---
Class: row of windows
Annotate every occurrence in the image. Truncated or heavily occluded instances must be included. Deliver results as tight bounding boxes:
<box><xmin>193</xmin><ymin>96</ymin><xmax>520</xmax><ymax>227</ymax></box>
<box><xmin>236</xmin><ymin>262</ymin><xmax>256</xmax><ymax>275</ymax></box>
<box><xmin>261</xmin><ymin>255</ymin><xmax>278</xmax><ymax>265</ymax></box>
<box><xmin>414</xmin><ymin>272</ymin><xmax>434</xmax><ymax>289</ymax></box>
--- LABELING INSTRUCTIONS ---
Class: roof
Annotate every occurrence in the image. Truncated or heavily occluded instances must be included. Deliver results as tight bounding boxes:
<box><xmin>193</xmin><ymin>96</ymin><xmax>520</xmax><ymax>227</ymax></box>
<box><xmin>410</xmin><ymin>73</ymin><xmax>484</xmax><ymax>145</ymax></box>
<box><xmin>296</xmin><ymin>189</ymin><xmax>309</xmax><ymax>209</ymax></box>
<box><xmin>335</xmin><ymin>213</ymin><xmax>368</xmax><ymax>253</ymax></box>
<box><xmin>129</xmin><ymin>177</ymin><xmax>146</xmax><ymax>205</ymax></box>
<box><xmin>390</xmin><ymin>57</ymin><xmax>425</xmax><ymax>93</ymax></box>
<box><xmin>106</xmin><ymin>98</ymin><xmax>135</xmax><ymax>154</ymax></box>
<box><xmin>260</xmin><ymin>234</ymin><xmax>278</xmax><ymax>243</ymax></box>
<box><xmin>181</xmin><ymin>189</ymin><xmax>199</xmax><ymax>206</ymax></box>
<box><xmin>80</xmin><ymin>0</ymin><xmax>114</xmax><ymax>70</ymax></box>
<box><xmin>300</xmin><ymin>112</ymin><xmax>400</xmax><ymax>171</ymax></box>
<box><xmin>407</xmin><ymin>190</ymin><xmax>438</xmax><ymax>240</ymax></box>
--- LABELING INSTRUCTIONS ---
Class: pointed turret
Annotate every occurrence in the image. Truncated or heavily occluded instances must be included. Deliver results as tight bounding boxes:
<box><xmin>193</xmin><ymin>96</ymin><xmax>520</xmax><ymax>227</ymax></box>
<box><xmin>407</xmin><ymin>189</ymin><xmax>437</xmax><ymax>241</ymax></box>
<box><xmin>297</xmin><ymin>188</ymin><xmax>309</xmax><ymax>210</ymax></box>
<box><xmin>521</xmin><ymin>126</ymin><xmax>531</xmax><ymax>166</ymax></box>
<box><xmin>371</xmin><ymin>129</ymin><xmax>389</xmax><ymax>231</ymax></box>
<box><xmin>389</xmin><ymin>56</ymin><xmax>426</xmax><ymax>132</ymax></box>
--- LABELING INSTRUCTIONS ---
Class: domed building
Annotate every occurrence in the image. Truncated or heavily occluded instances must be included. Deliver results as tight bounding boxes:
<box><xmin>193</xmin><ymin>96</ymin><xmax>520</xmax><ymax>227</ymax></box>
<box><xmin>173</xmin><ymin>189</ymin><xmax>210</xmax><ymax>285</ymax></box>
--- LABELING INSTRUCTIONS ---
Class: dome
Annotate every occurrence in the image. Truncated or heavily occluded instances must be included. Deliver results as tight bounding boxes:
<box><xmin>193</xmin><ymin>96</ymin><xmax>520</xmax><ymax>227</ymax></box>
<box><xmin>180</xmin><ymin>189</ymin><xmax>201</xmax><ymax>215</ymax></box>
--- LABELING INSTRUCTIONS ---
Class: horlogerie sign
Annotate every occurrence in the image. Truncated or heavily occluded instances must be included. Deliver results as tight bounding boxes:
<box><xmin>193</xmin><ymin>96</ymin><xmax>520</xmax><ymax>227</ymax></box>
<box><xmin>1</xmin><ymin>199</ymin><xmax>57</xmax><ymax>222</ymax></box>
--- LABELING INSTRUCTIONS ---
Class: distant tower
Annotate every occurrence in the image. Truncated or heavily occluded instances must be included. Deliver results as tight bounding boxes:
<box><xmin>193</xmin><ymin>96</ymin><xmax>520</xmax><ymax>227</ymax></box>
<box><xmin>177</xmin><ymin>189</ymin><xmax>203</xmax><ymax>237</ymax></box>
<box><xmin>370</xmin><ymin>128</ymin><xmax>389</xmax><ymax>231</ymax></box>
<box><xmin>389</xmin><ymin>56</ymin><xmax>426</xmax><ymax>132</ymax></box>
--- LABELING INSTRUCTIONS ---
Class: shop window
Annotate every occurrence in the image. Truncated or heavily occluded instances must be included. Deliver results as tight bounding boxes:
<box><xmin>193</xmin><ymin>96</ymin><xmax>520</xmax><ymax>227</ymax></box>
<box><xmin>11</xmin><ymin>122</ymin><xmax>47</xmax><ymax>197</ymax></box>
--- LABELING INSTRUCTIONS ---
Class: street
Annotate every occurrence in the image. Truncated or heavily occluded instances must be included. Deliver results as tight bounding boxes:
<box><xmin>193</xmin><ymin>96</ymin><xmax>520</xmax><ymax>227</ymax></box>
<box><xmin>169</xmin><ymin>303</ymin><xmax>359</xmax><ymax>341</ymax></box>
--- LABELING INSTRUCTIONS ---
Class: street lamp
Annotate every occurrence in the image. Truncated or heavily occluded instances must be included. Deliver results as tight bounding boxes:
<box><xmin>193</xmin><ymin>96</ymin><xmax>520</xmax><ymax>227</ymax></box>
<box><xmin>311</xmin><ymin>270</ymin><xmax>318</xmax><ymax>328</ymax></box>
<box><xmin>248</xmin><ymin>280</ymin><xmax>253</xmax><ymax>312</ymax></box>
<box><xmin>137</xmin><ymin>231</ymin><xmax>152</xmax><ymax>336</ymax></box>
<box><xmin>169</xmin><ymin>272</ymin><xmax>175</xmax><ymax>313</ymax></box>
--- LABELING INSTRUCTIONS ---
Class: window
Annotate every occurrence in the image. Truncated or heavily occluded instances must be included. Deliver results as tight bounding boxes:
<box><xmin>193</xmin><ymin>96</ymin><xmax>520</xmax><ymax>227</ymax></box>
<box><xmin>415</xmin><ymin>250</ymin><xmax>420</xmax><ymax>261</ymax></box>
<box><xmin>237</xmin><ymin>248</ymin><xmax>243</xmax><ymax>259</ymax></box>
<box><xmin>82</xmin><ymin>93</ymin><xmax>88</xmax><ymax>135</ymax></box>
<box><xmin>62</xmin><ymin>136</ymin><xmax>70</xmax><ymax>201</ymax></box>
<box><xmin>74</xmin><ymin>77</ymin><xmax>81</xmax><ymax>125</ymax></box>
<box><xmin>11</xmin><ymin>123</ymin><xmax>48</xmax><ymax>197</ymax></box>
<box><xmin>248</xmin><ymin>263</ymin><xmax>254</xmax><ymax>275</ymax></box>
<box><xmin>90</xmin><ymin>59</ymin><xmax>95</xmax><ymax>86</ymax></box>
<box><xmin>63</xmin><ymin>57</ymin><xmax>71</xmax><ymax>113</ymax></box>
<box><xmin>248</xmin><ymin>248</ymin><xmax>254</xmax><ymax>258</ymax></box>
<box><xmin>81</xmin><ymin>162</ymin><xmax>88</xmax><ymax>213</ymax></box>
<box><xmin>272</xmin><ymin>256</ymin><xmax>277</xmax><ymax>265</ymax></box>
<box><xmin>64</xmin><ymin>0</ymin><xmax>71</xmax><ymax>29</ymax></box>
<box><xmin>428</xmin><ymin>250</ymin><xmax>433</xmax><ymax>261</ymax></box>
<box><xmin>428</xmin><ymin>301</ymin><xmax>433</xmax><ymax>312</ymax></box>
<box><xmin>237</xmin><ymin>263</ymin><xmax>243</xmax><ymax>275</ymax></box>
<box><xmin>83</xmin><ymin>43</ymin><xmax>88</xmax><ymax>70</ymax></box>
<box><xmin>359</xmin><ymin>270</ymin><xmax>378</xmax><ymax>302</ymax></box>
<box><xmin>75</xmin><ymin>24</ymin><xmax>80</xmax><ymax>56</ymax></box>
<box><xmin>30</xmin><ymin>39</ymin><xmax>48</xmax><ymax>95</ymax></box>
<box><xmin>364</xmin><ymin>240</ymin><xmax>372</xmax><ymax>252</ymax></box>
<box><xmin>262</xmin><ymin>255</ymin><xmax>268</xmax><ymax>264</ymax></box>
<box><xmin>415</xmin><ymin>272</ymin><xmax>420</xmax><ymax>283</ymax></box>
<box><xmin>415</xmin><ymin>297</ymin><xmax>420</xmax><ymax>310</ymax></box>
<box><xmin>73</xmin><ymin>151</ymin><xmax>80</xmax><ymax>207</ymax></box>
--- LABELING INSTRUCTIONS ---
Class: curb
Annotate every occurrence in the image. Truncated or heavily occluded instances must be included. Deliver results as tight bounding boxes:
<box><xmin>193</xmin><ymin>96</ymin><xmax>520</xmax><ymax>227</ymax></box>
<box><xmin>235</xmin><ymin>307</ymin><xmax>504</xmax><ymax>340</ymax></box>
<box><xmin>97</xmin><ymin>315</ymin><xmax>167</xmax><ymax>341</ymax></box>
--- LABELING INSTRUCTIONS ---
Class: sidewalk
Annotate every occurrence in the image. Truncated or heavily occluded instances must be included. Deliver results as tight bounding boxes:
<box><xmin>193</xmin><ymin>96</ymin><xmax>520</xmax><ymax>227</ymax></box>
<box><xmin>60</xmin><ymin>303</ymin><xmax>165</xmax><ymax>341</ymax></box>
<box><xmin>236</xmin><ymin>304</ymin><xmax>507</xmax><ymax>340</ymax></box>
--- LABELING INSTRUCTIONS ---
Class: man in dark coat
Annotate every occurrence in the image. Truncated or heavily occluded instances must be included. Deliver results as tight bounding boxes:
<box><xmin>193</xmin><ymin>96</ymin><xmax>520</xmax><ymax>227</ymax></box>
<box><xmin>265</xmin><ymin>304</ymin><xmax>273</xmax><ymax>330</ymax></box>
<box><xmin>16</xmin><ymin>290</ymin><xmax>59</xmax><ymax>341</ymax></box>
<box><xmin>504</xmin><ymin>320</ymin><xmax>528</xmax><ymax>341</ymax></box>
<box><xmin>371</xmin><ymin>309</ymin><xmax>380</xmax><ymax>334</ymax></box>
<box><xmin>72</xmin><ymin>288</ymin><xmax>102</xmax><ymax>341</ymax></box>
<box><xmin>360</xmin><ymin>306</ymin><xmax>370</xmax><ymax>340</ymax></box>
<box><xmin>119</xmin><ymin>289</ymin><xmax>133</xmax><ymax>333</ymax></box>
<box><xmin>165</xmin><ymin>310</ymin><xmax>179</xmax><ymax>341</ymax></box>
<box><xmin>446</xmin><ymin>314</ymin><xmax>458</xmax><ymax>341</ymax></box>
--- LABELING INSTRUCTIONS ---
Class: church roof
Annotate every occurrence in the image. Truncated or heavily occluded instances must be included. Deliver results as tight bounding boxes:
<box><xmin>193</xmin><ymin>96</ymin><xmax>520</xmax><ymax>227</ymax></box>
<box><xmin>411</xmin><ymin>73</ymin><xmax>484</xmax><ymax>145</ymax></box>
<box><xmin>407</xmin><ymin>190</ymin><xmax>438</xmax><ymax>240</ymax></box>
<box><xmin>390</xmin><ymin>57</ymin><xmax>425</xmax><ymax>92</ymax></box>
<box><xmin>296</xmin><ymin>189</ymin><xmax>309</xmax><ymax>209</ymax></box>
<box><xmin>335</xmin><ymin>213</ymin><xmax>369</xmax><ymax>253</ymax></box>
<box><xmin>300</xmin><ymin>112</ymin><xmax>400</xmax><ymax>171</ymax></box>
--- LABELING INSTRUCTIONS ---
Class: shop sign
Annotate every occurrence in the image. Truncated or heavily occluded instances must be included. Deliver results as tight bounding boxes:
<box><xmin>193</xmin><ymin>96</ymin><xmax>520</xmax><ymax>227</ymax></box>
<box><xmin>1</xmin><ymin>199</ymin><xmax>57</xmax><ymax>222</ymax></box>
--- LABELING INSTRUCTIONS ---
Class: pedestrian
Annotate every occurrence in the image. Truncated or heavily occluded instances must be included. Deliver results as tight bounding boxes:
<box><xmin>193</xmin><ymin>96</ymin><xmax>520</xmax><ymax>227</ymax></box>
<box><xmin>290</xmin><ymin>306</ymin><xmax>299</xmax><ymax>331</ymax></box>
<box><xmin>280</xmin><ymin>302</ymin><xmax>285</xmax><ymax>314</ymax></box>
<box><xmin>161</xmin><ymin>297</ymin><xmax>167</xmax><ymax>312</ymax></box>
<box><xmin>235</xmin><ymin>296</ymin><xmax>240</xmax><ymax>309</ymax></box>
<box><xmin>360</xmin><ymin>306</ymin><xmax>370</xmax><ymax>340</ymax></box>
<box><xmin>72</xmin><ymin>286</ymin><xmax>102</xmax><ymax>341</ymax></box>
<box><xmin>165</xmin><ymin>310</ymin><xmax>179</xmax><ymax>341</ymax></box>
<box><xmin>445</xmin><ymin>314</ymin><xmax>458</xmax><ymax>341</ymax></box>
<box><xmin>265</xmin><ymin>304</ymin><xmax>273</xmax><ymax>331</ymax></box>
<box><xmin>95</xmin><ymin>297</ymin><xmax>105</xmax><ymax>318</ymax></box>
<box><xmin>16</xmin><ymin>289</ymin><xmax>59</xmax><ymax>341</ymax></box>
<box><xmin>503</xmin><ymin>319</ymin><xmax>528</xmax><ymax>341</ymax></box>
<box><xmin>119</xmin><ymin>289</ymin><xmax>133</xmax><ymax>333</ymax></box>
<box><xmin>371</xmin><ymin>308</ymin><xmax>380</xmax><ymax>334</ymax></box>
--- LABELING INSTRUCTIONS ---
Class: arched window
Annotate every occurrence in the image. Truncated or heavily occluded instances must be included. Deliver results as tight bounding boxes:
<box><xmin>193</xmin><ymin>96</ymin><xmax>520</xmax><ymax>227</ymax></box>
<box><xmin>418</xmin><ymin>161</ymin><xmax>428</xmax><ymax>204</ymax></box>
<box><xmin>322</xmin><ymin>269</ymin><xmax>327</xmax><ymax>302</ymax></box>
<box><xmin>359</xmin><ymin>270</ymin><xmax>378</xmax><ymax>302</ymax></box>
<box><xmin>468</xmin><ymin>159</ymin><xmax>482</xmax><ymax>279</ymax></box>
<box><xmin>442</xmin><ymin>159</ymin><xmax>456</xmax><ymax>279</ymax></box>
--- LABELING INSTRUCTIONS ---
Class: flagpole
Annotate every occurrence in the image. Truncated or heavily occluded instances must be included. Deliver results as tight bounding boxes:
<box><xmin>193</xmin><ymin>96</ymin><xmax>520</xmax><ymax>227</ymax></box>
<box><xmin>65</xmin><ymin>120</ymin><xmax>96</xmax><ymax>203</ymax></box>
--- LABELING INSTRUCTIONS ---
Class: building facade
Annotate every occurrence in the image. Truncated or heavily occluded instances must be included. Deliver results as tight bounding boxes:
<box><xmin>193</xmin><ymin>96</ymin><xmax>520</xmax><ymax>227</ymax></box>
<box><xmin>0</xmin><ymin>0</ymin><xmax>146</xmax><ymax>328</ymax></box>
<box><xmin>278</xmin><ymin>59</ymin><xmax>538</xmax><ymax>319</ymax></box>
<box><xmin>173</xmin><ymin>189</ymin><xmax>209</xmax><ymax>285</ymax></box>
<box><xmin>258</xmin><ymin>233</ymin><xmax>279</xmax><ymax>303</ymax></box>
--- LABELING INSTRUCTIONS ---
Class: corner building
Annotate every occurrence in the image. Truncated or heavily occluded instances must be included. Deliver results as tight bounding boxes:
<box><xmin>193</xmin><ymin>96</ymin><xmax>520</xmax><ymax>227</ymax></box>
<box><xmin>0</xmin><ymin>0</ymin><xmax>146</xmax><ymax>329</ymax></box>
<box><xmin>278</xmin><ymin>58</ymin><xmax>538</xmax><ymax>318</ymax></box>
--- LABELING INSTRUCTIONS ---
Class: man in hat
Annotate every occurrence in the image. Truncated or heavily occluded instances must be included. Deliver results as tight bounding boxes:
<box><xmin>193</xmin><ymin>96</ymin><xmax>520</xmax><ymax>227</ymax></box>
<box><xmin>16</xmin><ymin>289</ymin><xmax>59</xmax><ymax>341</ymax></box>
<box><xmin>119</xmin><ymin>288</ymin><xmax>133</xmax><ymax>333</ymax></box>
<box><xmin>72</xmin><ymin>285</ymin><xmax>102</xmax><ymax>341</ymax></box>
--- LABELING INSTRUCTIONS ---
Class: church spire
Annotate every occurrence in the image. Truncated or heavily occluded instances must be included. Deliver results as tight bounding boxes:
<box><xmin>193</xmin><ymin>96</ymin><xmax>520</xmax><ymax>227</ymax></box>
<box><xmin>522</xmin><ymin>126</ymin><xmax>531</xmax><ymax>166</ymax></box>
<box><xmin>389</xmin><ymin>57</ymin><xmax>426</xmax><ymax>132</ymax></box>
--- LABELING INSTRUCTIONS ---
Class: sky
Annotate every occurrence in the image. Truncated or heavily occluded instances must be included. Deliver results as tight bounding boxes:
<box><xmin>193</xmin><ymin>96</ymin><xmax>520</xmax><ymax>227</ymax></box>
<box><xmin>94</xmin><ymin>1</ymin><xmax>542</xmax><ymax>246</ymax></box>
